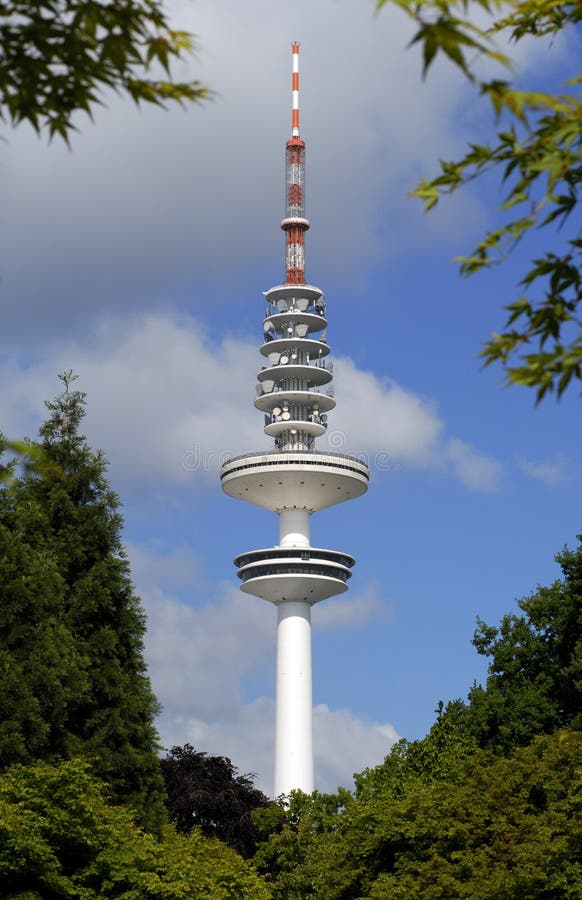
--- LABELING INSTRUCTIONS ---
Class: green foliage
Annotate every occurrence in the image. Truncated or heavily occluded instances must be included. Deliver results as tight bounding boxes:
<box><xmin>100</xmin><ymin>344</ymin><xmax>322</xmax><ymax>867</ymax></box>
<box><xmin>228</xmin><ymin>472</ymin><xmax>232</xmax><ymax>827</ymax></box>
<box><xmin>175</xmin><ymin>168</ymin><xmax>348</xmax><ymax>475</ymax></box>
<box><xmin>0</xmin><ymin>0</ymin><xmax>209</xmax><ymax>142</ymax></box>
<box><xmin>0</xmin><ymin>373</ymin><xmax>166</xmax><ymax>831</ymax></box>
<box><xmin>377</xmin><ymin>0</ymin><xmax>582</xmax><ymax>400</ymax></box>
<box><xmin>354</xmin><ymin>699</ymin><xmax>477</xmax><ymax>802</ymax></box>
<box><xmin>0</xmin><ymin>436</ymin><xmax>58</xmax><ymax>484</ymax></box>
<box><xmin>253</xmin><ymin>789</ymin><xmax>353</xmax><ymax>899</ymax></box>
<box><xmin>366</xmin><ymin>732</ymin><xmax>582</xmax><ymax>899</ymax></box>
<box><xmin>161</xmin><ymin>744</ymin><xmax>270</xmax><ymax>858</ymax></box>
<box><xmin>256</xmin><ymin>733</ymin><xmax>582</xmax><ymax>899</ymax></box>
<box><xmin>0</xmin><ymin>757</ymin><xmax>272</xmax><ymax>898</ymax></box>
<box><xmin>466</xmin><ymin>533</ymin><xmax>582</xmax><ymax>751</ymax></box>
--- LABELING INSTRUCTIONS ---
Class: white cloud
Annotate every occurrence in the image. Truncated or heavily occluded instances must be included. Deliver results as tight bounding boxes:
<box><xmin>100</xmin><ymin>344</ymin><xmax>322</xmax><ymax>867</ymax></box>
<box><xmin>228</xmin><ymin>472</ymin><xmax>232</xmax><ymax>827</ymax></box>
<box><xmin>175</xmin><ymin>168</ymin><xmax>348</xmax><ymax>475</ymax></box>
<box><xmin>445</xmin><ymin>438</ymin><xmax>502</xmax><ymax>492</ymax></box>
<box><xmin>519</xmin><ymin>457</ymin><xmax>568</xmax><ymax>486</ymax></box>
<box><xmin>157</xmin><ymin>699</ymin><xmax>399</xmax><ymax>796</ymax></box>
<box><xmin>315</xmin><ymin>583</ymin><xmax>390</xmax><ymax>631</ymax></box>
<box><xmin>128</xmin><ymin>539</ymin><xmax>202</xmax><ymax>592</ymax></box>
<box><xmin>330</xmin><ymin>357</ymin><xmax>444</xmax><ymax>466</ymax></box>
<box><xmin>133</xmin><ymin>574</ymin><xmax>273</xmax><ymax>720</ymax></box>
<box><xmin>0</xmin><ymin>315</ymin><xmax>263</xmax><ymax>486</ymax></box>
<box><xmin>327</xmin><ymin>358</ymin><xmax>502</xmax><ymax>490</ymax></box>
<box><xmin>0</xmin><ymin>312</ymin><xmax>501</xmax><ymax>491</ymax></box>
<box><xmin>313</xmin><ymin>705</ymin><xmax>399</xmax><ymax>794</ymax></box>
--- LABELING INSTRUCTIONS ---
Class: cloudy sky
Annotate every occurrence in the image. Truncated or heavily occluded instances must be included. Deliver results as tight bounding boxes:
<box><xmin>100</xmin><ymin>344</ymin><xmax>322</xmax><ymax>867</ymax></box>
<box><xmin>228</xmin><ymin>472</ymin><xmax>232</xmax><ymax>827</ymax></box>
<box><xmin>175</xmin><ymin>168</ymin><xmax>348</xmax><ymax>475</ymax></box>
<box><xmin>1</xmin><ymin>0</ymin><xmax>580</xmax><ymax>794</ymax></box>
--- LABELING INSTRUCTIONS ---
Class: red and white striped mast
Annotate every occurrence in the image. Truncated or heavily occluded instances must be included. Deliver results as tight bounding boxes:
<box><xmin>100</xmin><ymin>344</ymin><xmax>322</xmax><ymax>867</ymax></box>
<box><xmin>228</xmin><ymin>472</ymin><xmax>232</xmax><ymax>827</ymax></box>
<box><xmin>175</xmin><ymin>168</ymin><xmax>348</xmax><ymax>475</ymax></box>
<box><xmin>282</xmin><ymin>42</ymin><xmax>310</xmax><ymax>285</ymax></box>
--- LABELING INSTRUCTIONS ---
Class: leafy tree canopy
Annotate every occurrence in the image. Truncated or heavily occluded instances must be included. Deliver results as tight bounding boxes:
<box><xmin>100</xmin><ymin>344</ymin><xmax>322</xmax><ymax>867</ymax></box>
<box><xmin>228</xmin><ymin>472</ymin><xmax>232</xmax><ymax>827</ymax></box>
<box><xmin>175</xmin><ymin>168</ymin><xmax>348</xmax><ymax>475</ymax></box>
<box><xmin>0</xmin><ymin>373</ymin><xmax>166</xmax><ymax>831</ymax></box>
<box><xmin>255</xmin><ymin>733</ymin><xmax>582</xmax><ymax>899</ymax></box>
<box><xmin>161</xmin><ymin>743</ymin><xmax>270</xmax><ymax>859</ymax></box>
<box><xmin>0</xmin><ymin>0</ymin><xmax>208</xmax><ymax>141</ymax></box>
<box><xmin>465</xmin><ymin>532</ymin><xmax>582</xmax><ymax>751</ymax></box>
<box><xmin>0</xmin><ymin>758</ymin><xmax>272</xmax><ymax>899</ymax></box>
<box><xmin>253</xmin><ymin>789</ymin><xmax>353</xmax><ymax>898</ymax></box>
<box><xmin>0</xmin><ymin>437</ymin><xmax>57</xmax><ymax>483</ymax></box>
<box><xmin>377</xmin><ymin>0</ymin><xmax>582</xmax><ymax>401</ymax></box>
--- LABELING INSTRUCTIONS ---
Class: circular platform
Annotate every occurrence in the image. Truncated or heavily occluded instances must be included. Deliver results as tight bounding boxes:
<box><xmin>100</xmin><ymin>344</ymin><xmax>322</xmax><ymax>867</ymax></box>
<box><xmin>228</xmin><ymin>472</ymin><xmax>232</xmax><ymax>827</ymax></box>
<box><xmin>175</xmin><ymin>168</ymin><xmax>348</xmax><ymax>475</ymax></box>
<box><xmin>258</xmin><ymin>363</ymin><xmax>332</xmax><ymax>387</ymax></box>
<box><xmin>235</xmin><ymin>547</ymin><xmax>353</xmax><ymax>604</ymax></box>
<box><xmin>264</xmin><ymin>312</ymin><xmax>327</xmax><ymax>334</ymax></box>
<box><xmin>264</xmin><ymin>283</ymin><xmax>324</xmax><ymax>304</ymax></box>
<box><xmin>264</xmin><ymin>419</ymin><xmax>327</xmax><ymax>439</ymax></box>
<box><xmin>255</xmin><ymin>390</ymin><xmax>335</xmax><ymax>415</ymax></box>
<box><xmin>240</xmin><ymin>572</ymin><xmax>348</xmax><ymax>604</ymax></box>
<box><xmin>220</xmin><ymin>451</ymin><xmax>369</xmax><ymax>512</ymax></box>
<box><xmin>260</xmin><ymin>337</ymin><xmax>330</xmax><ymax>359</ymax></box>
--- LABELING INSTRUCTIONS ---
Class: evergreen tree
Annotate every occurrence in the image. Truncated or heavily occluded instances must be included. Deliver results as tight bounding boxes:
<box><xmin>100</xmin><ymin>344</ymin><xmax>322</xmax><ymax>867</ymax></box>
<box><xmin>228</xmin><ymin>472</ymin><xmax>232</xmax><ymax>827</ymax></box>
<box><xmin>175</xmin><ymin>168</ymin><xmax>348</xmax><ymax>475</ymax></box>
<box><xmin>0</xmin><ymin>373</ymin><xmax>166</xmax><ymax>831</ymax></box>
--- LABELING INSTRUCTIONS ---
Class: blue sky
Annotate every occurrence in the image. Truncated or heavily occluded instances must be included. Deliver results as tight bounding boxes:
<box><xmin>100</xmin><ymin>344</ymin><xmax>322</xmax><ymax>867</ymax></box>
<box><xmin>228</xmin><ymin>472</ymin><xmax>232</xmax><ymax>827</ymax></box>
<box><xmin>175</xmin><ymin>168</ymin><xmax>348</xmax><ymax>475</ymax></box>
<box><xmin>0</xmin><ymin>0</ymin><xmax>580</xmax><ymax>794</ymax></box>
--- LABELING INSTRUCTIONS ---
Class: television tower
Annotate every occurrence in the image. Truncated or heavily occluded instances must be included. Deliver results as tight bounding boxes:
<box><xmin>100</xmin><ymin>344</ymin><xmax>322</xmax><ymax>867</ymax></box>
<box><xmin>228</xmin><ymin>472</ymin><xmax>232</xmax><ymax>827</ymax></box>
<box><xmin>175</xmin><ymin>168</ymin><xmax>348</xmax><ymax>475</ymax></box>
<box><xmin>221</xmin><ymin>43</ymin><xmax>369</xmax><ymax>797</ymax></box>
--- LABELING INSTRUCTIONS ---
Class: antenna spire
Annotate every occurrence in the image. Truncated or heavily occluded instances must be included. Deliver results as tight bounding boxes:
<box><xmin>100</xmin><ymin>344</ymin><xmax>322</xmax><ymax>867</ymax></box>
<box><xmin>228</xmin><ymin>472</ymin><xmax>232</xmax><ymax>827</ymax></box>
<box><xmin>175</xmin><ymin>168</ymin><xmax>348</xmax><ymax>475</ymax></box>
<box><xmin>292</xmin><ymin>41</ymin><xmax>300</xmax><ymax>137</ymax></box>
<box><xmin>282</xmin><ymin>42</ymin><xmax>309</xmax><ymax>285</ymax></box>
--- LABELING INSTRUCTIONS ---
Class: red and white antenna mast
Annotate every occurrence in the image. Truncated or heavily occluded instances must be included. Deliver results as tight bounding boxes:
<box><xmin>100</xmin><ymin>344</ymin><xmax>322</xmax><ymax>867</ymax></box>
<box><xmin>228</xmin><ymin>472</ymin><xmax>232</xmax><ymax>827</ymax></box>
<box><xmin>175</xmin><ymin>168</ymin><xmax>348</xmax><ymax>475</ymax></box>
<box><xmin>281</xmin><ymin>42</ymin><xmax>310</xmax><ymax>285</ymax></box>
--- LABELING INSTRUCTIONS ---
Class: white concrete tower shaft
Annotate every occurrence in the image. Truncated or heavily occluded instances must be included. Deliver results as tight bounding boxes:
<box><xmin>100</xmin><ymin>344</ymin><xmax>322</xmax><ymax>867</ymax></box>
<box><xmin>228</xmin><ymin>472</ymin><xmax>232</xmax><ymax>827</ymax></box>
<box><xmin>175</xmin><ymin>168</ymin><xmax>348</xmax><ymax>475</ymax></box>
<box><xmin>220</xmin><ymin>43</ymin><xmax>369</xmax><ymax>799</ymax></box>
<box><xmin>275</xmin><ymin>509</ymin><xmax>313</xmax><ymax>795</ymax></box>
<box><xmin>275</xmin><ymin>601</ymin><xmax>313</xmax><ymax>794</ymax></box>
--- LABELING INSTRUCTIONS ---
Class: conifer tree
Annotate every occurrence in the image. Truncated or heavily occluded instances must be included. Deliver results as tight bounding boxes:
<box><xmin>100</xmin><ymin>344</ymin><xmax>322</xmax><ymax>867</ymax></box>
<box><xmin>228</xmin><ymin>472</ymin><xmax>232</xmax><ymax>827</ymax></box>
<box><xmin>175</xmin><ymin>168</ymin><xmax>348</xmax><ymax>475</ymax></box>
<box><xmin>0</xmin><ymin>373</ymin><xmax>166</xmax><ymax>831</ymax></box>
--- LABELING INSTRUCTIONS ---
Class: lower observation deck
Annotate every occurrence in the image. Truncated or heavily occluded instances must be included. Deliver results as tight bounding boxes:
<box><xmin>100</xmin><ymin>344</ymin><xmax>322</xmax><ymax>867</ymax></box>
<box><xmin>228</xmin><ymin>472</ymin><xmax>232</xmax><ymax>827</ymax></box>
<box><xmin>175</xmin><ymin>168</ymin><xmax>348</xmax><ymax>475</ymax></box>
<box><xmin>235</xmin><ymin>546</ymin><xmax>355</xmax><ymax>604</ymax></box>
<box><xmin>220</xmin><ymin>450</ymin><xmax>369</xmax><ymax>513</ymax></box>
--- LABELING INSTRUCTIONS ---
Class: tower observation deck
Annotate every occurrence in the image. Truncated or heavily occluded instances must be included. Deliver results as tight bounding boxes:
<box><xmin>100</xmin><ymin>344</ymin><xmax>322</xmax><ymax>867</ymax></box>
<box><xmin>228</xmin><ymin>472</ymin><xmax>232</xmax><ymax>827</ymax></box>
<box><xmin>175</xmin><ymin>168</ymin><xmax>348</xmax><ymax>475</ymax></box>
<box><xmin>220</xmin><ymin>43</ymin><xmax>370</xmax><ymax>798</ymax></box>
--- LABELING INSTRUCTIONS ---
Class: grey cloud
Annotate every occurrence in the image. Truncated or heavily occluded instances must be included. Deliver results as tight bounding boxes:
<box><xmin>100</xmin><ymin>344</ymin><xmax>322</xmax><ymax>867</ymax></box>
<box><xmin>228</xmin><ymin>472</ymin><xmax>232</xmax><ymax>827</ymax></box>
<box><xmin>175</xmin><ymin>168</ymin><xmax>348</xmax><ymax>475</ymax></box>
<box><xmin>1</xmin><ymin>0</ymin><xmax>485</xmax><ymax>350</ymax></box>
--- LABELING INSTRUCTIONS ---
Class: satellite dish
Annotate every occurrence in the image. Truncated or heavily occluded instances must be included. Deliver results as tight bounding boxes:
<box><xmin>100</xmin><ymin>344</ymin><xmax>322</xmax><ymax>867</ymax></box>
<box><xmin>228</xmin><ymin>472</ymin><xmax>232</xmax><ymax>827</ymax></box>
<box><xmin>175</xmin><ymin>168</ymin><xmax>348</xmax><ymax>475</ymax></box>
<box><xmin>282</xmin><ymin>411</ymin><xmax>291</xmax><ymax>421</ymax></box>
<box><xmin>287</xmin><ymin>325</ymin><xmax>294</xmax><ymax>334</ymax></box>
<box><xmin>282</xmin><ymin>400</ymin><xmax>289</xmax><ymax>409</ymax></box>
<box><xmin>262</xmin><ymin>380</ymin><xmax>275</xmax><ymax>392</ymax></box>
<box><xmin>280</xmin><ymin>354</ymin><xmax>289</xmax><ymax>365</ymax></box>
<box><xmin>320</xmin><ymin>414</ymin><xmax>328</xmax><ymax>424</ymax></box>
<box><xmin>264</xmin><ymin>320</ymin><xmax>275</xmax><ymax>331</ymax></box>
<box><xmin>272</xmin><ymin>407</ymin><xmax>282</xmax><ymax>417</ymax></box>
<box><xmin>291</xmin><ymin>352</ymin><xmax>298</xmax><ymax>360</ymax></box>
<box><xmin>296</xmin><ymin>324</ymin><xmax>309</xmax><ymax>338</ymax></box>
<box><xmin>290</xmin><ymin>429</ymin><xmax>298</xmax><ymax>435</ymax></box>
<box><xmin>268</xmin><ymin>352</ymin><xmax>280</xmax><ymax>365</ymax></box>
